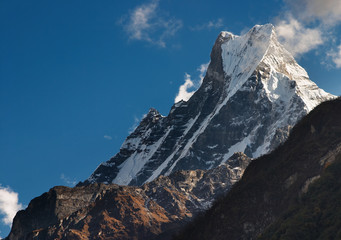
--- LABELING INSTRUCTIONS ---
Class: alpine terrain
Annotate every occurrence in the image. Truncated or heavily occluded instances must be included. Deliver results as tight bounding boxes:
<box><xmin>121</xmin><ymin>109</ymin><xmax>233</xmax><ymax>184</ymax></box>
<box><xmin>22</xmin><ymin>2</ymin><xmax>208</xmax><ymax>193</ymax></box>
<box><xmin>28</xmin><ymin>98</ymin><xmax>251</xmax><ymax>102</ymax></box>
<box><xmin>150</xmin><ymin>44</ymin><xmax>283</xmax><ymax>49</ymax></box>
<box><xmin>8</xmin><ymin>154</ymin><xmax>251</xmax><ymax>240</ymax></box>
<box><xmin>174</xmin><ymin>98</ymin><xmax>341</xmax><ymax>240</ymax></box>
<box><xmin>5</xmin><ymin>24</ymin><xmax>336</xmax><ymax>240</ymax></box>
<box><xmin>82</xmin><ymin>24</ymin><xmax>334</xmax><ymax>187</ymax></box>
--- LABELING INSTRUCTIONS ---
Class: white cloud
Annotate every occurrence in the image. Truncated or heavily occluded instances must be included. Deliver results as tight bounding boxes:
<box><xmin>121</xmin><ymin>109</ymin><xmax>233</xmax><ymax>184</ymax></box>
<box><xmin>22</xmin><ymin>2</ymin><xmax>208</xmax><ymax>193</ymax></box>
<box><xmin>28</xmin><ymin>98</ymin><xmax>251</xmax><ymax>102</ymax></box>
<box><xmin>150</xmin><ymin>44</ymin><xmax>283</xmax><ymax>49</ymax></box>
<box><xmin>125</xmin><ymin>0</ymin><xmax>158</xmax><ymax>41</ymax></box>
<box><xmin>121</xmin><ymin>0</ymin><xmax>182</xmax><ymax>47</ymax></box>
<box><xmin>129</xmin><ymin>115</ymin><xmax>144</xmax><ymax>134</ymax></box>
<box><xmin>60</xmin><ymin>174</ymin><xmax>77</xmax><ymax>187</ymax></box>
<box><xmin>275</xmin><ymin>16</ymin><xmax>324</xmax><ymax>56</ymax></box>
<box><xmin>104</xmin><ymin>135</ymin><xmax>112</xmax><ymax>140</ymax></box>
<box><xmin>274</xmin><ymin>0</ymin><xmax>341</xmax><ymax>67</ymax></box>
<box><xmin>175</xmin><ymin>73</ymin><xmax>195</xmax><ymax>103</ymax></box>
<box><xmin>329</xmin><ymin>44</ymin><xmax>341</xmax><ymax>68</ymax></box>
<box><xmin>0</xmin><ymin>185</ymin><xmax>23</xmax><ymax>226</ymax></box>
<box><xmin>285</xmin><ymin>0</ymin><xmax>341</xmax><ymax>26</ymax></box>
<box><xmin>198</xmin><ymin>62</ymin><xmax>209</xmax><ymax>83</ymax></box>
<box><xmin>190</xmin><ymin>18</ymin><xmax>224</xmax><ymax>31</ymax></box>
<box><xmin>174</xmin><ymin>62</ymin><xmax>209</xmax><ymax>103</ymax></box>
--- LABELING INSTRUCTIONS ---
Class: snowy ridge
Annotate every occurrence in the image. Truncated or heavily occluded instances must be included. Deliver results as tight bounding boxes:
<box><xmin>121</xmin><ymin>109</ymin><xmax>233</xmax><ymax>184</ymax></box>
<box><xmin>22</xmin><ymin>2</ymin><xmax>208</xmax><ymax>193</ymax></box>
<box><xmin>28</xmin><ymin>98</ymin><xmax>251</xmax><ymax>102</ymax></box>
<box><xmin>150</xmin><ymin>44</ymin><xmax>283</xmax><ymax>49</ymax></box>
<box><xmin>222</xmin><ymin>24</ymin><xmax>273</xmax><ymax>97</ymax></box>
<box><xmin>221</xmin><ymin>123</ymin><xmax>262</xmax><ymax>164</ymax></box>
<box><xmin>114</xmin><ymin>126</ymin><xmax>173</xmax><ymax>185</ymax></box>
<box><xmin>145</xmin><ymin>115</ymin><xmax>200</xmax><ymax>183</ymax></box>
<box><xmin>261</xmin><ymin>28</ymin><xmax>332</xmax><ymax>112</ymax></box>
<box><xmin>160</xmin><ymin>25</ymin><xmax>275</xmax><ymax>174</ymax></box>
<box><xmin>83</xmin><ymin>24</ymin><xmax>335</xmax><ymax>187</ymax></box>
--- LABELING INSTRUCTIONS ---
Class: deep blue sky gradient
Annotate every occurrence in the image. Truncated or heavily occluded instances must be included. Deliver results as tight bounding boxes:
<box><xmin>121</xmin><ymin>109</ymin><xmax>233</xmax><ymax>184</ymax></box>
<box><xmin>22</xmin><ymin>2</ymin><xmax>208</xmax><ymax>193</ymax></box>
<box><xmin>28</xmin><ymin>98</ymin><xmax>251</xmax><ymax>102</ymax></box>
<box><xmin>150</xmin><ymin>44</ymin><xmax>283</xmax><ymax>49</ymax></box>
<box><xmin>1</xmin><ymin>0</ymin><xmax>340</xmax><ymax>237</ymax></box>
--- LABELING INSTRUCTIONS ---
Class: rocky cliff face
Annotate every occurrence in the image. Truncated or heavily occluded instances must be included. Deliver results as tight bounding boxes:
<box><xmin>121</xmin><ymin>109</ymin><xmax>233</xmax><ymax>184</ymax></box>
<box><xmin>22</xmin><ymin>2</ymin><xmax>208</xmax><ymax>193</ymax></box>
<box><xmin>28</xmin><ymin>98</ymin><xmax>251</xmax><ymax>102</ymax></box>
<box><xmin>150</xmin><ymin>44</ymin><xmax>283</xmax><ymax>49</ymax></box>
<box><xmin>6</xmin><ymin>184</ymin><xmax>113</xmax><ymax>240</ymax></box>
<box><xmin>174</xmin><ymin>98</ymin><xmax>341</xmax><ymax>240</ymax></box>
<box><xmin>82</xmin><ymin>24</ymin><xmax>334</xmax><ymax>187</ymax></box>
<box><xmin>7</xmin><ymin>153</ymin><xmax>250</xmax><ymax>240</ymax></box>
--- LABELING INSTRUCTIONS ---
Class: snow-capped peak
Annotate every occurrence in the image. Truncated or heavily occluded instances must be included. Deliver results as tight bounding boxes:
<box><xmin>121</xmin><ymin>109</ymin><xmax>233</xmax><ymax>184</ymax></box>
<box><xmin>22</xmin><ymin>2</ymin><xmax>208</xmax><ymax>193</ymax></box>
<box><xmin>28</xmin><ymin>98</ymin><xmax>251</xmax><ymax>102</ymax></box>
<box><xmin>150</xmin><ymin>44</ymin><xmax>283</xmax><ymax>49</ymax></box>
<box><xmin>262</xmin><ymin>30</ymin><xmax>333</xmax><ymax>112</ymax></box>
<box><xmin>220</xmin><ymin>24</ymin><xmax>275</xmax><ymax>100</ymax></box>
<box><xmin>219</xmin><ymin>23</ymin><xmax>334</xmax><ymax>112</ymax></box>
<box><xmin>82</xmin><ymin>24</ymin><xmax>335</xmax><ymax>187</ymax></box>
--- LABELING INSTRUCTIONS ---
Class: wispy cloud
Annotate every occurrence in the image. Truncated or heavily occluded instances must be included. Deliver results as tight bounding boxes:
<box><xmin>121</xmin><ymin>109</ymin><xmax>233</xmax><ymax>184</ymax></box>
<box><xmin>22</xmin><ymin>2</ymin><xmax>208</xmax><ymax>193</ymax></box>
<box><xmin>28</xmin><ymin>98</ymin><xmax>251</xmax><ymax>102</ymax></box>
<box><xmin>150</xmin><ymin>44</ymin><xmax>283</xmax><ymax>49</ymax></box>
<box><xmin>175</xmin><ymin>62</ymin><xmax>209</xmax><ymax>103</ymax></box>
<box><xmin>120</xmin><ymin>0</ymin><xmax>182</xmax><ymax>47</ymax></box>
<box><xmin>128</xmin><ymin>115</ymin><xmax>144</xmax><ymax>134</ymax></box>
<box><xmin>275</xmin><ymin>16</ymin><xmax>323</xmax><ymax>56</ymax></box>
<box><xmin>104</xmin><ymin>135</ymin><xmax>112</xmax><ymax>140</ymax></box>
<box><xmin>60</xmin><ymin>174</ymin><xmax>77</xmax><ymax>187</ymax></box>
<box><xmin>0</xmin><ymin>185</ymin><xmax>23</xmax><ymax>226</ymax></box>
<box><xmin>275</xmin><ymin>0</ymin><xmax>341</xmax><ymax>67</ymax></box>
<box><xmin>198</xmin><ymin>62</ymin><xmax>209</xmax><ymax>83</ymax></box>
<box><xmin>175</xmin><ymin>73</ymin><xmax>195</xmax><ymax>103</ymax></box>
<box><xmin>328</xmin><ymin>44</ymin><xmax>341</xmax><ymax>68</ymax></box>
<box><xmin>285</xmin><ymin>0</ymin><xmax>341</xmax><ymax>26</ymax></box>
<box><xmin>190</xmin><ymin>18</ymin><xmax>224</xmax><ymax>31</ymax></box>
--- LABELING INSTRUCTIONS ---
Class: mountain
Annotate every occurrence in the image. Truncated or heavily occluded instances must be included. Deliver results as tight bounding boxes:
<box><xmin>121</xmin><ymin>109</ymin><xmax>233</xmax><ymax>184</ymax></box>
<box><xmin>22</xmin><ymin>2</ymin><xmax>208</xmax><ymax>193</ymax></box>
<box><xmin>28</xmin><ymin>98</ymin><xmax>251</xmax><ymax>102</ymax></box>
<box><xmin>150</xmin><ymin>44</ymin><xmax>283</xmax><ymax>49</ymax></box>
<box><xmin>174</xmin><ymin>98</ymin><xmax>341</xmax><ymax>240</ymax></box>
<box><xmin>7</xmin><ymin>153</ymin><xmax>251</xmax><ymax>240</ymax></box>
<box><xmin>6</xmin><ymin>24</ymin><xmax>337</xmax><ymax>240</ymax></box>
<box><xmin>81</xmin><ymin>24</ymin><xmax>334</xmax><ymax>187</ymax></box>
<box><xmin>259</xmin><ymin>154</ymin><xmax>341</xmax><ymax>240</ymax></box>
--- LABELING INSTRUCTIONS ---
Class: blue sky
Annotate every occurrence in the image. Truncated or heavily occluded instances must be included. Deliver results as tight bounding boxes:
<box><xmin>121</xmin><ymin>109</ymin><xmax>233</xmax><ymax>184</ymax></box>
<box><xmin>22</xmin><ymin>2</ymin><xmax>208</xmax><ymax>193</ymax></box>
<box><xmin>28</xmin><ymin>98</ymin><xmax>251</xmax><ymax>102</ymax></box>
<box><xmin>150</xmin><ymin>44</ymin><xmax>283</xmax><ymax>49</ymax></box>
<box><xmin>1</xmin><ymin>0</ymin><xmax>341</xmax><ymax>237</ymax></box>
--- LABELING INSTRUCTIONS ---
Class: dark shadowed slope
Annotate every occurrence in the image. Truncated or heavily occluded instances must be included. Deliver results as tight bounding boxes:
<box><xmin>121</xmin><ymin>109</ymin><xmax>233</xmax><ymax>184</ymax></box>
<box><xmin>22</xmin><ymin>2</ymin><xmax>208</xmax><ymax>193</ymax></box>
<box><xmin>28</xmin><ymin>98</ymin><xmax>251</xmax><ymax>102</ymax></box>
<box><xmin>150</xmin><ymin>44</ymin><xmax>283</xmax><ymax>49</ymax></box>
<box><xmin>259</xmin><ymin>152</ymin><xmax>341</xmax><ymax>240</ymax></box>
<box><xmin>174</xmin><ymin>98</ymin><xmax>341</xmax><ymax>240</ymax></box>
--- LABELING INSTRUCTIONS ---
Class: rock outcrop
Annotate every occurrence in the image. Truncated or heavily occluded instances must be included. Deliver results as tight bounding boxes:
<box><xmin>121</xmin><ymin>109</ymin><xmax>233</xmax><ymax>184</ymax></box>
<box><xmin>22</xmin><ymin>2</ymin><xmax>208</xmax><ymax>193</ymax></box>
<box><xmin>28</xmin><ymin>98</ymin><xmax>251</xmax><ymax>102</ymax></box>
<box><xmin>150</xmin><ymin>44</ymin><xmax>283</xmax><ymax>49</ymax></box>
<box><xmin>7</xmin><ymin>153</ymin><xmax>250</xmax><ymax>240</ymax></box>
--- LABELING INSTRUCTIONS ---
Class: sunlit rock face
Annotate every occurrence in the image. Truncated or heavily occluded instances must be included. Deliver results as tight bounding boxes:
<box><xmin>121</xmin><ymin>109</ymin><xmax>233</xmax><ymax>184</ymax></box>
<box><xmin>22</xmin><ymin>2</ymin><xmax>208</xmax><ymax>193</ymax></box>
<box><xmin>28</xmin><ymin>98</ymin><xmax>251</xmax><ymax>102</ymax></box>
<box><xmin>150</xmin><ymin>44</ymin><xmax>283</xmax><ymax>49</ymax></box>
<box><xmin>7</xmin><ymin>153</ymin><xmax>251</xmax><ymax>240</ymax></box>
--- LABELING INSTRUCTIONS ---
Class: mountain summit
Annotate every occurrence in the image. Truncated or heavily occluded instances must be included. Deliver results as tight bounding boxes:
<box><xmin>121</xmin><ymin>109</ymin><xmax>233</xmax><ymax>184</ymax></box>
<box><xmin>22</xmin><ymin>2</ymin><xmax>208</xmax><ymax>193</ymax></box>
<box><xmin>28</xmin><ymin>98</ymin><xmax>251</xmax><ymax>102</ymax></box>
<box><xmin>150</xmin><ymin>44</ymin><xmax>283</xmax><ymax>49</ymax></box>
<box><xmin>83</xmin><ymin>24</ymin><xmax>334</xmax><ymax>186</ymax></box>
